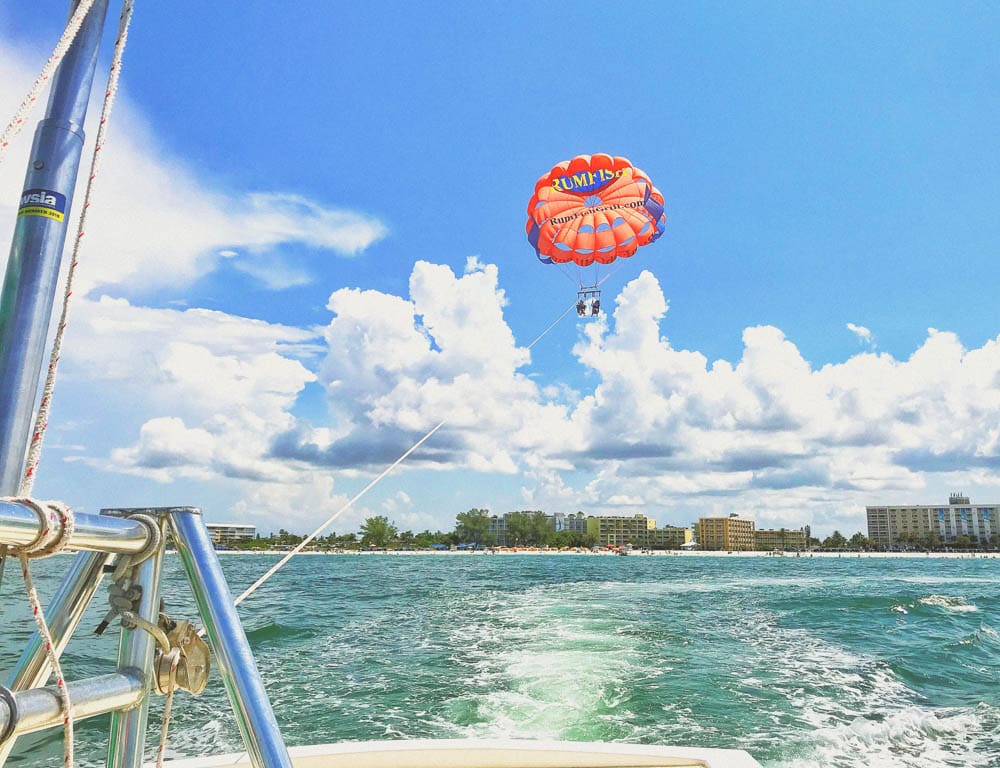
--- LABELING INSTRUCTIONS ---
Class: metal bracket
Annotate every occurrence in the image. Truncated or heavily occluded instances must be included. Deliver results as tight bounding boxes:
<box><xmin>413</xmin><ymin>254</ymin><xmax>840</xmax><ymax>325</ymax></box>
<box><xmin>154</xmin><ymin>619</ymin><xmax>210</xmax><ymax>696</ymax></box>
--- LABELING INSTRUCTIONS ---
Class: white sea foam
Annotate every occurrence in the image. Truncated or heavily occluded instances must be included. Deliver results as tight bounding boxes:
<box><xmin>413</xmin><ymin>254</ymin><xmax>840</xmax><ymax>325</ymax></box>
<box><xmin>445</xmin><ymin>581</ymin><xmax>645</xmax><ymax>740</ymax></box>
<box><xmin>717</xmin><ymin>602</ymin><xmax>1000</xmax><ymax>768</ymax></box>
<box><xmin>151</xmin><ymin>717</ymin><xmax>242</xmax><ymax>766</ymax></box>
<box><xmin>918</xmin><ymin>594</ymin><xmax>978</xmax><ymax>612</ymax></box>
<box><xmin>895</xmin><ymin>575</ymin><xmax>996</xmax><ymax>585</ymax></box>
<box><xmin>772</xmin><ymin>706</ymin><xmax>998</xmax><ymax>768</ymax></box>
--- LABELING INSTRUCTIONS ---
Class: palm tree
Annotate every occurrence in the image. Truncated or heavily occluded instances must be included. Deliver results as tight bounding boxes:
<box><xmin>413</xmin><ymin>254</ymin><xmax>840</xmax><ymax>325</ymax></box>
<box><xmin>822</xmin><ymin>531</ymin><xmax>847</xmax><ymax>550</ymax></box>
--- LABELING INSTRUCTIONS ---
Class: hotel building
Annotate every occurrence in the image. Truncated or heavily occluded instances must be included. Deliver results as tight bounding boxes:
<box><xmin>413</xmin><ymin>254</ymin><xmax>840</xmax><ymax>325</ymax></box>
<box><xmin>586</xmin><ymin>514</ymin><xmax>655</xmax><ymax>547</ymax></box>
<box><xmin>647</xmin><ymin>525</ymin><xmax>694</xmax><ymax>549</ymax></box>
<box><xmin>205</xmin><ymin>523</ymin><xmax>256</xmax><ymax>546</ymax></box>
<box><xmin>488</xmin><ymin>514</ymin><xmax>509</xmax><ymax>545</ymax></box>
<box><xmin>485</xmin><ymin>511</ymin><xmax>692</xmax><ymax>549</ymax></box>
<box><xmin>866</xmin><ymin>494</ymin><xmax>997</xmax><ymax>548</ymax></box>
<box><xmin>487</xmin><ymin>511</ymin><xmax>588</xmax><ymax>546</ymax></box>
<box><xmin>586</xmin><ymin>515</ymin><xmax>693</xmax><ymax>549</ymax></box>
<box><xmin>753</xmin><ymin>527</ymin><xmax>807</xmax><ymax>551</ymax></box>
<box><xmin>694</xmin><ymin>514</ymin><xmax>755</xmax><ymax>551</ymax></box>
<box><xmin>551</xmin><ymin>511</ymin><xmax>588</xmax><ymax>534</ymax></box>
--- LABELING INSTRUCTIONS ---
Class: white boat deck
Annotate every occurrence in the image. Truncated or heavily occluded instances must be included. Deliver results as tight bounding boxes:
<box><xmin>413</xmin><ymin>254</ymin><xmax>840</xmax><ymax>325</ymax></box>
<box><xmin>156</xmin><ymin>738</ymin><xmax>762</xmax><ymax>768</ymax></box>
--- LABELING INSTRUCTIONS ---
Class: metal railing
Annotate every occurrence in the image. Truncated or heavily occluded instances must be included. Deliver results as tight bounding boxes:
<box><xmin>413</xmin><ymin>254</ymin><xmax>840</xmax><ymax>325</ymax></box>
<box><xmin>0</xmin><ymin>3</ymin><xmax>291</xmax><ymax>763</ymax></box>
<box><xmin>0</xmin><ymin>504</ymin><xmax>292</xmax><ymax>768</ymax></box>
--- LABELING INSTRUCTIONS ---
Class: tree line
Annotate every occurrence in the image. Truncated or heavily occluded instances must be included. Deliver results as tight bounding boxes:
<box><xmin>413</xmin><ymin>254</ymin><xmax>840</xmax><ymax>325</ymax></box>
<box><xmin>220</xmin><ymin>513</ymin><xmax>1000</xmax><ymax>552</ymax></box>
<box><xmin>816</xmin><ymin>529</ymin><xmax>1000</xmax><ymax>551</ymax></box>
<box><xmin>223</xmin><ymin>509</ymin><xmax>597</xmax><ymax>551</ymax></box>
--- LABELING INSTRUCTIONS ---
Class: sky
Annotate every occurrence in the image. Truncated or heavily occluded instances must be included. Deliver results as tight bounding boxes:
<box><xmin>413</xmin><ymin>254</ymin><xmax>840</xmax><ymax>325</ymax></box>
<box><xmin>0</xmin><ymin>1</ymin><xmax>997</xmax><ymax>538</ymax></box>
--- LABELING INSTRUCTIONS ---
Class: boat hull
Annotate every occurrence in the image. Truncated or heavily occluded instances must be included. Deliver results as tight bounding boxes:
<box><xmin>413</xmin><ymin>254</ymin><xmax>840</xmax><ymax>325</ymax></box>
<box><xmin>154</xmin><ymin>738</ymin><xmax>762</xmax><ymax>768</ymax></box>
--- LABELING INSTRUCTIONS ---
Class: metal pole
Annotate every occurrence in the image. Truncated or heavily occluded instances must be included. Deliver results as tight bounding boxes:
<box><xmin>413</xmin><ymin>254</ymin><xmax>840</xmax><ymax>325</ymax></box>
<box><xmin>0</xmin><ymin>500</ymin><xmax>153</xmax><ymax>554</ymax></box>
<box><xmin>168</xmin><ymin>509</ymin><xmax>292</xmax><ymax>768</ymax></box>
<box><xmin>0</xmin><ymin>0</ymin><xmax>110</xmax><ymax>493</ymax></box>
<box><xmin>0</xmin><ymin>550</ymin><xmax>111</xmax><ymax>763</ymax></box>
<box><xmin>0</xmin><ymin>672</ymin><xmax>144</xmax><ymax>739</ymax></box>
<box><xmin>107</xmin><ymin>521</ymin><xmax>165</xmax><ymax>768</ymax></box>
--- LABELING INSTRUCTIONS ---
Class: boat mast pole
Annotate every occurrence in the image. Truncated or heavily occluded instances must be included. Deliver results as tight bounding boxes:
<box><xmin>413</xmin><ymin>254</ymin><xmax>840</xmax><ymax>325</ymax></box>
<box><xmin>0</xmin><ymin>0</ymin><xmax>110</xmax><ymax>494</ymax></box>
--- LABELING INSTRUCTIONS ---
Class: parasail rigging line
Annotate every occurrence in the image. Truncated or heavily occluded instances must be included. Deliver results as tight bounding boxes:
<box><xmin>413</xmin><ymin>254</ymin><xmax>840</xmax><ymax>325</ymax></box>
<box><xmin>233</xmin><ymin>419</ymin><xmax>446</xmax><ymax>608</ymax></box>
<box><xmin>594</xmin><ymin>257</ymin><xmax>631</xmax><ymax>290</ymax></box>
<box><xmin>233</xmin><ymin>298</ymin><xmax>578</xmax><ymax>608</ymax></box>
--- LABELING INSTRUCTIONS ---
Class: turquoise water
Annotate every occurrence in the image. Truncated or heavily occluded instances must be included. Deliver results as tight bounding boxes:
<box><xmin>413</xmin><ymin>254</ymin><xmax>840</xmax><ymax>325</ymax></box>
<box><xmin>2</xmin><ymin>553</ymin><xmax>998</xmax><ymax>767</ymax></box>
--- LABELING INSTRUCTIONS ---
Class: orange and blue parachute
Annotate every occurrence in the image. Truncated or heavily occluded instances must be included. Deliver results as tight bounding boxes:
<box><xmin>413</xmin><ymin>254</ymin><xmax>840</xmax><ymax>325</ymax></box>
<box><xmin>526</xmin><ymin>154</ymin><xmax>666</xmax><ymax>266</ymax></box>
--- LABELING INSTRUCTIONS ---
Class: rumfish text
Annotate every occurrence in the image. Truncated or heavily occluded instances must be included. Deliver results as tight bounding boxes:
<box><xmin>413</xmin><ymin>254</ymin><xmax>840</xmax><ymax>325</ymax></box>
<box><xmin>551</xmin><ymin>167</ymin><xmax>631</xmax><ymax>194</ymax></box>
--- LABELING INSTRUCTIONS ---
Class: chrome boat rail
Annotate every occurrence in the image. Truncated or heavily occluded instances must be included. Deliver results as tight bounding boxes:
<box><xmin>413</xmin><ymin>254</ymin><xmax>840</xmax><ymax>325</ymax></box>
<box><xmin>0</xmin><ymin>1</ymin><xmax>289</xmax><ymax>764</ymax></box>
<box><xmin>0</xmin><ymin>503</ymin><xmax>292</xmax><ymax>768</ymax></box>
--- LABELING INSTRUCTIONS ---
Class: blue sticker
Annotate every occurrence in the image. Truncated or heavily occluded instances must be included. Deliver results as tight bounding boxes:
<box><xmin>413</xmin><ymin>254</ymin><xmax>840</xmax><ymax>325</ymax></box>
<box><xmin>18</xmin><ymin>188</ymin><xmax>66</xmax><ymax>223</ymax></box>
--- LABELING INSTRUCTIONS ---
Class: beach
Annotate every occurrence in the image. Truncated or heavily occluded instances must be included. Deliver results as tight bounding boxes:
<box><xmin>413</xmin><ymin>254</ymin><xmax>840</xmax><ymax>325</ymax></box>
<box><xmin>213</xmin><ymin>547</ymin><xmax>999</xmax><ymax>559</ymax></box>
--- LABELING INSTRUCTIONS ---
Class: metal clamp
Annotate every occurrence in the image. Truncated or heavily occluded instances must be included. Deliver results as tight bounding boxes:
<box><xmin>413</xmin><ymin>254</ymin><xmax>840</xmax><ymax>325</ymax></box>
<box><xmin>154</xmin><ymin>619</ymin><xmax>210</xmax><ymax>696</ymax></box>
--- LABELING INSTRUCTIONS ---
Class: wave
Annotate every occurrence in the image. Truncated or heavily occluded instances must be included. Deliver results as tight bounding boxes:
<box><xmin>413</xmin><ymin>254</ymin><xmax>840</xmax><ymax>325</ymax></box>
<box><xmin>772</xmin><ymin>704</ymin><xmax>1000</xmax><ymax>768</ymax></box>
<box><xmin>917</xmin><ymin>594</ymin><xmax>978</xmax><ymax>613</ymax></box>
<box><xmin>243</xmin><ymin>618</ymin><xmax>318</xmax><ymax>644</ymax></box>
<box><xmin>946</xmin><ymin>622</ymin><xmax>999</xmax><ymax>647</ymax></box>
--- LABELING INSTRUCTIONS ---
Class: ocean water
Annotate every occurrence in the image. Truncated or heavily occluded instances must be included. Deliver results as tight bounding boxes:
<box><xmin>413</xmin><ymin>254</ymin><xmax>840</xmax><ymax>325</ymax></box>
<box><xmin>1</xmin><ymin>553</ymin><xmax>998</xmax><ymax>767</ymax></box>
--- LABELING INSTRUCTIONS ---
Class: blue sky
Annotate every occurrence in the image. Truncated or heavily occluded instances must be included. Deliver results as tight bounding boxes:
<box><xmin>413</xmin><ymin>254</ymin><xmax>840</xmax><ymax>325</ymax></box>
<box><xmin>1</xmin><ymin>1</ymin><xmax>998</xmax><ymax>537</ymax></box>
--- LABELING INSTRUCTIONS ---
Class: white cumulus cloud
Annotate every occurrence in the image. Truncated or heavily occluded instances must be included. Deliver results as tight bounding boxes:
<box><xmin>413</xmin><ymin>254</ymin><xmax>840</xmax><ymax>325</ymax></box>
<box><xmin>0</xmin><ymin>46</ymin><xmax>386</xmax><ymax>296</ymax></box>
<box><xmin>64</xmin><ymin>296</ymin><xmax>318</xmax><ymax>484</ymax></box>
<box><xmin>847</xmin><ymin>322</ymin><xmax>876</xmax><ymax>349</ymax></box>
<box><xmin>29</xmin><ymin>264</ymin><xmax>1000</xmax><ymax>536</ymax></box>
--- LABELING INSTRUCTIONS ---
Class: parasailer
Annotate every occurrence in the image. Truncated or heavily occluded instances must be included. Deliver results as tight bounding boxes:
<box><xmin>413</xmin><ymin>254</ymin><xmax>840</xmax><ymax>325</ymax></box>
<box><xmin>526</xmin><ymin>153</ymin><xmax>666</xmax><ymax>316</ymax></box>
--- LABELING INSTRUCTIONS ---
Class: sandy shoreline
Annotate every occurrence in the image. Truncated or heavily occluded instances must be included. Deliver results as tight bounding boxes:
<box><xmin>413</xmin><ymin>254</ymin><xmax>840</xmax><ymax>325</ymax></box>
<box><xmin>211</xmin><ymin>548</ymin><xmax>999</xmax><ymax>559</ymax></box>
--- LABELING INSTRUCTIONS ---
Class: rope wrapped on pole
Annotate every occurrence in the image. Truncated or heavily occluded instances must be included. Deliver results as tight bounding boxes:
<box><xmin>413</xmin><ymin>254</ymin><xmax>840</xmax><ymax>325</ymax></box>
<box><xmin>0</xmin><ymin>500</ymin><xmax>155</xmax><ymax>555</ymax></box>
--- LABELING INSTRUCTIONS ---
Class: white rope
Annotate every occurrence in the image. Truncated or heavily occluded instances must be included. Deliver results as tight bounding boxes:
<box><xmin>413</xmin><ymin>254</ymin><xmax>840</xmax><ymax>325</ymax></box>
<box><xmin>0</xmin><ymin>0</ymin><xmax>99</xmax><ymax>164</ymax></box>
<box><xmin>233</xmin><ymin>420</ymin><xmax>447</xmax><ymax>608</ymax></box>
<box><xmin>155</xmin><ymin>650</ymin><xmax>181</xmax><ymax>768</ymax></box>
<box><xmin>595</xmin><ymin>258</ymin><xmax>631</xmax><ymax>290</ymax></box>
<box><xmin>233</xmin><ymin>297</ymin><xmax>580</xmax><ymax>608</ymax></box>
<box><xmin>525</xmin><ymin>301</ymin><xmax>577</xmax><ymax>349</ymax></box>
<box><xmin>21</xmin><ymin>0</ymin><xmax>135</xmax><ymax>497</ymax></box>
<box><xmin>0</xmin><ymin>498</ymin><xmax>76</xmax><ymax>767</ymax></box>
<box><xmin>18</xmin><ymin>547</ymin><xmax>74</xmax><ymax>768</ymax></box>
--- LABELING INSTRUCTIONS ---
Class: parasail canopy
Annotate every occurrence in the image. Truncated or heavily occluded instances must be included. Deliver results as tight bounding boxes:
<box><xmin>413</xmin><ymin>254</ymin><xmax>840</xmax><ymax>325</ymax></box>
<box><xmin>526</xmin><ymin>153</ymin><xmax>666</xmax><ymax>267</ymax></box>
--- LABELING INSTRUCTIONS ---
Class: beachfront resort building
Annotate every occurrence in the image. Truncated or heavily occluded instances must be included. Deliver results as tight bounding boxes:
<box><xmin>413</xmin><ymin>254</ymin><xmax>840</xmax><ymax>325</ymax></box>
<box><xmin>551</xmin><ymin>511</ymin><xmax>588</xmax><ymax>534</ymax></box>
<box><xmin>485</xmin><ymin>511</ymin><xmax>692</xmax><ymax>549</ymax></box>
<box><xmin>866</xmin><ymin>494</ymin><xmax>998</xmax><ymax>549</ymax></box>
<box><xmin>487</xmin><ymin>514</ymin><xmax>508</xmax><ymax>545</ymax></box>
<box><xmin>584</xmin><ymin>515</ymin><xmax>692</xmax><ymax>549</ymax></box>
<box><xmin>694</xmin><ymin>514</ymin><xmax>755</xmax><ymax>551</ymax></box>
<box><xmin>754</xmin><ymin>527</ymin><xmax>807</xmax><ymax>551</ymax></box>
<box><xmin>587</xmin><ymin>514</ymin><xmax>655</xmax><ymax>547</ymax></box>
<box><xmin>487</xmin><ymin>511</ymin><xmax>588</xmax><ymax>546</ymax></box>
<box><xmin>205</xmin><ymin>523</ymin><xmax>256</xmax><ymax>547</ymax></box>
<box><xmin>647</xmin><ymin>525</ymin><xmax>694</xmax><ymax>549</ymax></box>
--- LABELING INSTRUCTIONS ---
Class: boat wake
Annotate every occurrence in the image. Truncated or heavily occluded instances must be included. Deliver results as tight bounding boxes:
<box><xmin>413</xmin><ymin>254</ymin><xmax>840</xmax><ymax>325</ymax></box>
<box><xmin>444</xmin><ymin>581</ymin><xmax>645</xmax><ymax>741</ymax></box>
<box><xmin>774</xmin><ymin>705</ymin><xmax>999</xmax><ymax>768</ymax></box>
<box><xmin>433</xmin><ymin>575</ymin><xmax>1000</xmax><ymax>768</ymax></box>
